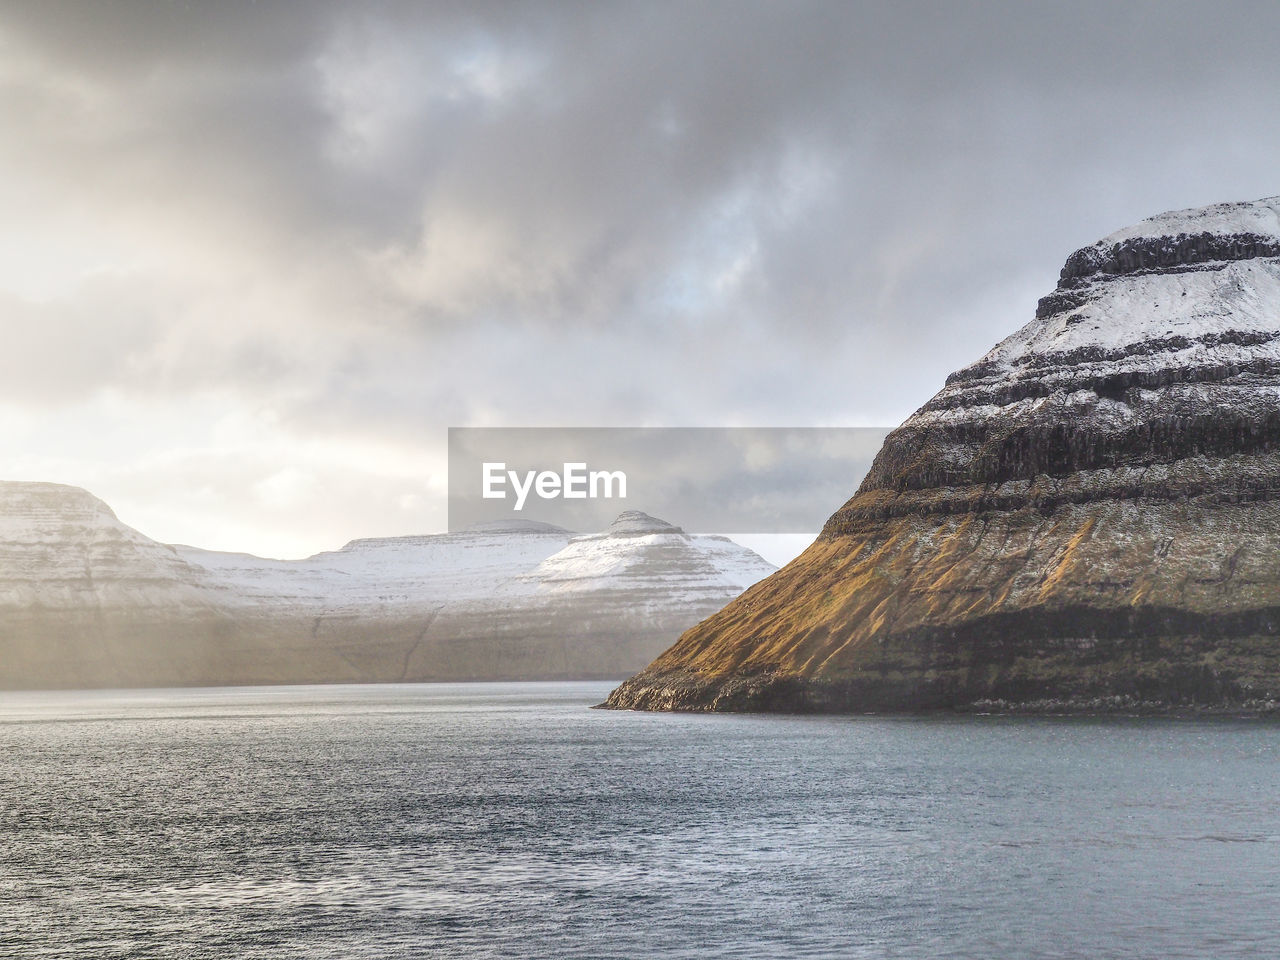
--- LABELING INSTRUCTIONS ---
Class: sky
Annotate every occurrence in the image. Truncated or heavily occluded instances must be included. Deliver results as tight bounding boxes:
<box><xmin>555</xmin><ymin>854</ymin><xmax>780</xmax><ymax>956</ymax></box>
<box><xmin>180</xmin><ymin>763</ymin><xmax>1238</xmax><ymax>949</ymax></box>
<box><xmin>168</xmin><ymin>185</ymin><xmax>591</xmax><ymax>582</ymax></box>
<box><xmin>2</xmin><ymin>0</ymin><xmax>1280</xmax><ymax>561</ymax></box>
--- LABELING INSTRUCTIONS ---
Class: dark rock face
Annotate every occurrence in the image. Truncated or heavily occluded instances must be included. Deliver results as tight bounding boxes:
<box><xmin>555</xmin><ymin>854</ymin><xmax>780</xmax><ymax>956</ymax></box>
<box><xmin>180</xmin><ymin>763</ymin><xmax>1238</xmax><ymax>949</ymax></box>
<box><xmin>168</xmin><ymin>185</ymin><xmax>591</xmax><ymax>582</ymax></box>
<box><xmin>605</xmin><ymin>196</ymin><xmax>1280</xmax><ymax>714</ymax></box>
<box><xmin>1040</xmin><ymin>232</ymin><xmax>1280</xmax><ymax>320</ymax></box>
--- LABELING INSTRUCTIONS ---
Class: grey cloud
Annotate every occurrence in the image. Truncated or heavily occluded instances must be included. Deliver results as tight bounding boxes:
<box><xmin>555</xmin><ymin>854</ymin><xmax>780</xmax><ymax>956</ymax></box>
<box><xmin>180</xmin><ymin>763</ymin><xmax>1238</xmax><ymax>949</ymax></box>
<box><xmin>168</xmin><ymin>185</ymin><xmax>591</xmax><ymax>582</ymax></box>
<box><xmin>2</xmin><ymin>0</ymin><xmax>1280</xmax><ymax>551</ymax></box>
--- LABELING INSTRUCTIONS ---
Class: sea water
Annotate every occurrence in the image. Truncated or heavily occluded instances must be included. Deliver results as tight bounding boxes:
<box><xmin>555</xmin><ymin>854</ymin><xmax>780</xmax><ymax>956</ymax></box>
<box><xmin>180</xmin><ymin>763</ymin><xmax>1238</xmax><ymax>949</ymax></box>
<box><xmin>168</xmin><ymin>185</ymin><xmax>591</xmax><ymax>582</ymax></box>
<box><xmin>2</xmin><ymin>681</ymin><xmax>1279</xmax><ymax>958</ymax></box>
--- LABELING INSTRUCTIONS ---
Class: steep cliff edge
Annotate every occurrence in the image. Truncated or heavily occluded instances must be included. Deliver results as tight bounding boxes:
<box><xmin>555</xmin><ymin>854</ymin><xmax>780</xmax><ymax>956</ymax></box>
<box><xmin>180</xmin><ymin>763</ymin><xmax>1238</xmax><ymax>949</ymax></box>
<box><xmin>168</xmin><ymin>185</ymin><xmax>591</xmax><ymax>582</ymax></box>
<box><xmin>605</xmin><ymin>196</ymin><xmax>1280</xmax><ymax>714</ymax></box>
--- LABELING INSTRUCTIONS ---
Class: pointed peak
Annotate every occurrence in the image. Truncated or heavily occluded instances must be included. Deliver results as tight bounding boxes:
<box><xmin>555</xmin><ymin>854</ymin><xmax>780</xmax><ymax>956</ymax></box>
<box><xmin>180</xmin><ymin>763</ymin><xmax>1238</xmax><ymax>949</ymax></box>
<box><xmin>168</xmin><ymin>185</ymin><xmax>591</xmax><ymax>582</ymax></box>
<box><xmin>1099</xmin><ymin>195</ymin><xmax>1280</xmax><ymax>246</ymax></box>
<box><xmin>1059</xmin><ymin>196</ymin><xmax>1280</xmax><ymax>284</ymax></box>
<box><xmin>560</xmin><ymin>511</ymin><xmax>687</xmax><ymax>544</ymax></box>
<box><xmin>604</xmin><ymin>510</ymin><xmax>683</xmax><ymax>536</ymax></box>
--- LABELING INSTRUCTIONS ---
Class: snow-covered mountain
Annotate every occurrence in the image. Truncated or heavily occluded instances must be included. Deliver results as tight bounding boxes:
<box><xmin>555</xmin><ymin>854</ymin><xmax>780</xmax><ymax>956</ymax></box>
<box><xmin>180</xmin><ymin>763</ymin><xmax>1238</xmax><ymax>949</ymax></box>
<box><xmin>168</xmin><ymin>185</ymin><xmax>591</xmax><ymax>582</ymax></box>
<box><xmin>0</xmin><ymin>484</ymin><xmax>774</xmax><ymax>689</ymax></box>
<box><xmin>417</xmin><ymin>511</ymin><xmax>777</xmax><ymax>680</ymax></box>
<box><xmin>0</xmin><ymin>482</ymin><xmax>217</xmax><ymax>609</ymax></box>
<box><xmin>513</xmin><ymin>511</ymin><xmax>774</xmax><ymax>600</ymax></box>
<box><xmin>0</xmin><ymin>482</ymin><xmax>239</xmax><ymax>689</ymax></box>
<box><xmin>174</xmin><ymin>519</ymin><xmax>576</xmax><ymax>613</ymax></box>
<box><xmin>609</xmin><ymin>195</ymin><xmax>1280</xmax><ymax>714</ymax></box>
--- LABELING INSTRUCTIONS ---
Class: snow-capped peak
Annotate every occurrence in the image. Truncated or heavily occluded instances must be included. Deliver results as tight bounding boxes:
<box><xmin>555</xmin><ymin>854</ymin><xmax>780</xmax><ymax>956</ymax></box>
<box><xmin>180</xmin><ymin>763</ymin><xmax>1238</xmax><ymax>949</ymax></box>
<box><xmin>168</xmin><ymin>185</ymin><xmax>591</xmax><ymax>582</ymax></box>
<box><xmin>1092</xmin><ymin>195</ymin><xmax>1280</xmax><ymax>249</ymax></box>
<box><xmin>570</xmin><ymin>510</ymin><xmax>684</xmax><ymax>542</ymax></box>
<box><xmin>946</xmin><ymin>196</ymin><xmax>1280</xmax><ymax>382</ymax></box>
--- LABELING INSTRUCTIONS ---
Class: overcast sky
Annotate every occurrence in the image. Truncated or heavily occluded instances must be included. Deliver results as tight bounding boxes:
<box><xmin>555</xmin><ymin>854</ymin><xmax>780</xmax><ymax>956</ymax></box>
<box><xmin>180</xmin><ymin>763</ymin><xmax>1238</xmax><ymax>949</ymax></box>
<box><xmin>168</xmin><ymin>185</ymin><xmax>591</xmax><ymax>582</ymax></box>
<box><xmin>2</xmin><ymin>0</ymin><xmax>1279</xmax><ymax>559</ymax></box>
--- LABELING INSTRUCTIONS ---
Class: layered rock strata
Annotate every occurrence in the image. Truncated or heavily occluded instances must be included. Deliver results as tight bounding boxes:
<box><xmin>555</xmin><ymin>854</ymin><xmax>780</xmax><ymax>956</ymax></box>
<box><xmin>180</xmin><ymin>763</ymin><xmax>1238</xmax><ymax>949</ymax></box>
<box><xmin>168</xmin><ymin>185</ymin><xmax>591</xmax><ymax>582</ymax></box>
<box><xmin>605</xmin><ymin>196</ymin><xmax>1280</xmax><ymax>713</ymax></box>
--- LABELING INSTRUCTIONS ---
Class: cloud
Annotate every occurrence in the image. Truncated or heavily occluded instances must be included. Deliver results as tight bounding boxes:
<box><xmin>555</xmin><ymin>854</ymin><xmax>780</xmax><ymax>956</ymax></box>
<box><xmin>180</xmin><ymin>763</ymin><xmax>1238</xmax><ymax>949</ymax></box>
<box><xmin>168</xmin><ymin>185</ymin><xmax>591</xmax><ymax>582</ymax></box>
<box><xmin>1</xmin><ymin>0</ymin><xmax>1280</xmax><ymax>553</ymax></box>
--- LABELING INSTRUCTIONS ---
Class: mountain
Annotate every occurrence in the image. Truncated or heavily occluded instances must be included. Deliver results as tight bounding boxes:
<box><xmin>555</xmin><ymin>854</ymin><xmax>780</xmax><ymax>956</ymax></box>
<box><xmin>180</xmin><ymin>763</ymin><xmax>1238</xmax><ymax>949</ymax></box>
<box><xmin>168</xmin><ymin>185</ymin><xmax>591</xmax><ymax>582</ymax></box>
<box><xmin>170</xmin><ymin>520</ymin><xmax>581</xmax><ymax>686</ymax></box>
<box><xmin>605</xmin><ymin>196</ymin><xmax>1280</xmax><ymax>714</ymax></box>
<box><xmin>0</xmin><ymin>482</ymin><xmax>236</xmax><ymax>689</ymax></box>
<box><xmin>175</xmin><ymin>519</ymin><xmax>575</xmax><ymax>614</ymax></box>
<box><xmin>0</xmin><ymin>485</ymin><xmax>773</xmax><ymax>689</ymax></box>
<box><xmin>426</xmin><ymin>511</ymin><xmax>777</xmax><ymax>679</ymax></box>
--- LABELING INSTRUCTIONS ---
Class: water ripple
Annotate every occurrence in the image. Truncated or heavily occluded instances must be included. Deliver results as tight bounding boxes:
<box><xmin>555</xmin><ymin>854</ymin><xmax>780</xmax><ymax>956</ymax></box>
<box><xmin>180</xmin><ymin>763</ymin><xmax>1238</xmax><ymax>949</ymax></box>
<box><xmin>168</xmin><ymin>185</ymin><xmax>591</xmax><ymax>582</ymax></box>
<box><xmin>3</xmin><ymin>682</ymin><xmax>1280</xmax><ymax>958</ymax></box>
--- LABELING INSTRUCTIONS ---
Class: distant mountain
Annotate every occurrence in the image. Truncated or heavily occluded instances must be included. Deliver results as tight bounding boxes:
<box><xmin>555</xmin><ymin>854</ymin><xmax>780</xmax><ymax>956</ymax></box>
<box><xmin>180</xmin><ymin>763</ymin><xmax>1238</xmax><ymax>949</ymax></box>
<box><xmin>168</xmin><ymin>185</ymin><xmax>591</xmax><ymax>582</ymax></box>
<box><xmin>422</xmin><ymin>511</ymin><xmax>777</xmax><ymax>680</ymax></box>
<box><xmin>175</xmin><ymin>518</ymin><xmax>575</xmax><ymax>614</ymax></box>
<box><xmin>0</xmin><ymin>483</ymin><xmax>774</xmax><ymax>689</ymax></box>
<box><xmin>0</xmin><ymin>482</ymin><xmax>237</xmax><ymax>688</ymax></box>
<box><xmin>606</xmin><ymin>195</ymin><xmax>1280</xmax><ymax>714</ymax></box>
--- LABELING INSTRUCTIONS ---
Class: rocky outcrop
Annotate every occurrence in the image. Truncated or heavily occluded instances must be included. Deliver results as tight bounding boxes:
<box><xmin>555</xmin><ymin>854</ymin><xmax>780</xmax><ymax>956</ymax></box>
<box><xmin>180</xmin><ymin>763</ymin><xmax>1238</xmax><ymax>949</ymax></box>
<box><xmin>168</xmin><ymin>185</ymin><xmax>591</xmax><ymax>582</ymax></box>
<box><xmin>604</xmin><ymin>196</ymin><xmax>1280</xmax><ymax>714</ymax></box>
<box><xmin>0</xmin><ymin>487</ymin><xmax>774</xmax><ymax>689</ymax></box>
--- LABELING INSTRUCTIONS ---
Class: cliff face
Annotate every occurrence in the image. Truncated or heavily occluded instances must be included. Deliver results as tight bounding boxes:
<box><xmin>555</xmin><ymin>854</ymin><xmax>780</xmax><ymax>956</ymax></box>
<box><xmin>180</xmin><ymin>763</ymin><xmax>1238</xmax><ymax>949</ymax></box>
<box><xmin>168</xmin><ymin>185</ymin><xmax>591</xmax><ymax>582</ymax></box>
<box><xmin>605</xmin><ymin>196</ymin><xmax>1280</xmax><ymax>714</ymax></box>
<box><xmin>0</xmin><ymin>489</ymin><xmax>773</xmax><ymax>689</ymax></box>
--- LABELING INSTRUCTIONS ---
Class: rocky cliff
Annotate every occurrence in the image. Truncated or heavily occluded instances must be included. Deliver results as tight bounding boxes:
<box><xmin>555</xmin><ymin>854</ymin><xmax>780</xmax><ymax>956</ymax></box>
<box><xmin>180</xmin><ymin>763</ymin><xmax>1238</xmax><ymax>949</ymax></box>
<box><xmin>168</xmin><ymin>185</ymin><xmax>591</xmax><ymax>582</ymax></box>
<box><xmin>0</xmin><ymin>485</ymin><xmax>773</xmax><ymax>689</ymax></box>
<box><xmin>604</xmin><ymin>196</ymin><xmax>1280</xmax><ymax>714</ymax></box>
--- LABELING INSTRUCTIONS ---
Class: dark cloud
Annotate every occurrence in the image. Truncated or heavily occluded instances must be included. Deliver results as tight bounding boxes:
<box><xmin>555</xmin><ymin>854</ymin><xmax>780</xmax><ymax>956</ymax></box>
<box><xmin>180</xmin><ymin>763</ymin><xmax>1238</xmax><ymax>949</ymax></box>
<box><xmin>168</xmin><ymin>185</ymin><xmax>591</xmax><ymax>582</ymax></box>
<box><xmin>1</xmin><ymin>0</ymin><xmax>1280</xmax><ymax>552</ymax></box>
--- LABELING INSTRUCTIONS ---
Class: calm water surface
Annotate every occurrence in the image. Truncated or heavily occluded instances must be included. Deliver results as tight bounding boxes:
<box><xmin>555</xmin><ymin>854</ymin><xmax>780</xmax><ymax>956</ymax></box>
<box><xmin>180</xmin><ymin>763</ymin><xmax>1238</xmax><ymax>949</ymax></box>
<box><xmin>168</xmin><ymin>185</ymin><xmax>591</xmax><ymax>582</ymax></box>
<box><xmin>2</xmin><ymin>681</ymin><xmax>1279</xmax><ymax>958</ymax></box>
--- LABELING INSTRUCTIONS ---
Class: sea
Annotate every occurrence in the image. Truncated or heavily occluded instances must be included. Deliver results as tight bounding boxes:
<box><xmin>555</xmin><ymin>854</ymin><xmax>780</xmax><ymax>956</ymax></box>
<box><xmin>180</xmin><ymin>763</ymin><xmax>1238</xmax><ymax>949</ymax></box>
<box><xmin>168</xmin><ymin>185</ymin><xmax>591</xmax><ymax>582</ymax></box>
<box><xmin>2</xmin><ymin>681</ymin><xmax>1279</xmax><ymax>959</ymax></box>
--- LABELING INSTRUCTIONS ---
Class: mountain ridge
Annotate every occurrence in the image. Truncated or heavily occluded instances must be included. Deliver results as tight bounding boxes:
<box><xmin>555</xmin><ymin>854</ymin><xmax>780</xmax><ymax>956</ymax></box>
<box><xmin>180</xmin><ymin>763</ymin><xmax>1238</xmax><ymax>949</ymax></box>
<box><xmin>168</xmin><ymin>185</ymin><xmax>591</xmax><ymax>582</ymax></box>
<box><xmin>0</xmin><ymin>482</ymin><xmax>773</xmax><ymax>689</ymax></box>
<box><xmin>605</xmin><ymin>195</ymin><xmax>1280</xmax><ymax>714</ymax></box>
